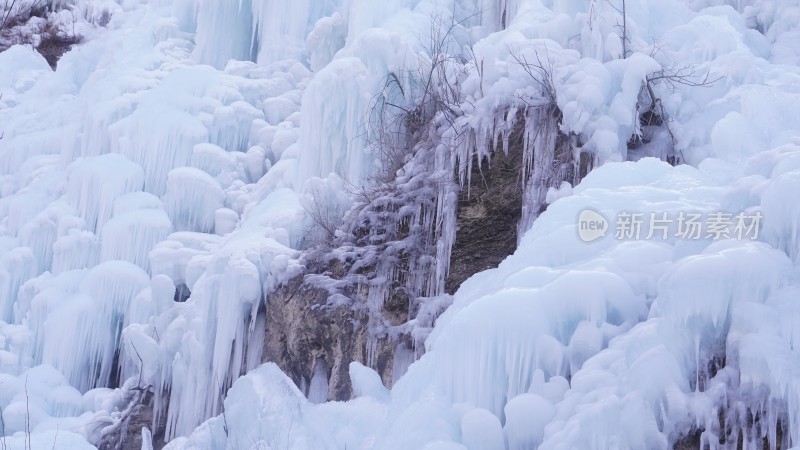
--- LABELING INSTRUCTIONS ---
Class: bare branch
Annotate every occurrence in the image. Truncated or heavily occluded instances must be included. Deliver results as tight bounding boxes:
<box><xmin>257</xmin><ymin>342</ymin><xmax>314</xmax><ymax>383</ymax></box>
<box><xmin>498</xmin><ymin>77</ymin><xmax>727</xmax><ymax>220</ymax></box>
<box><xmin>1</xmin><ymin>0</ymin><xmax>44</xmax><ymax>32</ymax></box>
<box><xmin>507</xmin><ymin>46</ymin><xmax>558</xmax><ymax>105</ymax></box>
<box><xmin>302</xmin><ymin>185</ymin><xmax>342</xmax><ymax>243</ymax></box>
<box><xmin>24</xmin><ymin>376</ymin><xmax>30</xmax><ymax>450</ymax></box>
<box><xmin>646</xmin><ymin>65</ymin><xmax>722</xmax><ymax>89</ymax></box>
<box><xmin>131</xmin><ymin>341</ymin><xmax>145</xmax><ymax>389</ymax></box>
<box><xmin>361</xmin><ymin>9</ymin><xmax>472</xmax><ymax>187</ymax></box>
<box><xmin>50</xmin><ymin>426</ymin><xmax>58</xmax><ymax>450</ymax></box>
<box><xmin>0</xmin><ymin>382</ymin><xmax>6</xmax><ymax>450</ymax></box>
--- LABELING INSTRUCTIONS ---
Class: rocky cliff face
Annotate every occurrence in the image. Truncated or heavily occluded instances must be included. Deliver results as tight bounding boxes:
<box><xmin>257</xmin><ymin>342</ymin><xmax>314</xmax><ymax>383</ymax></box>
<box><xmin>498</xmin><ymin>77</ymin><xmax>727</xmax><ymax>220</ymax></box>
<box><xmin>445</xmin><ymin>133</ymin><xmax>525</xmax><ymax>294</ymax></box>
<box><xmin>261</xmin><ymin>267</ymin><xmax>398</xmax><ymax>401</ymax></box>
<box><xmin>113</xmin><ymin>115</ymin><xmax>589</xmax><ymax>448</ymax></box>
<box><xmin>260</xmin><ymin>119</ymin><xmax>581</xmax><ymax>401</ymax></box>
<box><xmin>261</xmin><ymin>274</ymin><xmax>367</xmax><ymax>401</ymax></box>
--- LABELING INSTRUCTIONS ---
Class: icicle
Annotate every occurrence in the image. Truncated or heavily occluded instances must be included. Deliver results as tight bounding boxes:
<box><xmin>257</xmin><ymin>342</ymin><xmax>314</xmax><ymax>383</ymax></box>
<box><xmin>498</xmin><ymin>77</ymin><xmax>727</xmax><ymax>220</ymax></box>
<box><xmin>250</xmin><ymin>0</ymin><xmax>337</xmax><ymax>66</ymax></box>
<box><xmin>18</xmin><ymin>208</ymin><xmax>60</xmax><ymax>274</ymax></box>
<box><xmin>392</xmin><ymin>342</ymin><xmax>414</xmax><ymax>384</ymax></box>
<box><xmin>477</xmin><ymin>0</ymin><xmax>524</xmax><ymax>31</ymax></box>
<box><xmin>163</xmin><ymin>168</ymin><xmax>225</xmax><ymax>234</ymax></box>
<box><xmin>65</xmin><ymin>154</ymin><xmax>145</xmax><ymax>233</ymax></box>
<box><xmin>295</xmin><ymin>57</ymin><xmax>372</xmax><ymax>186</ymax></box>
<box><xmin>100</xmin><ymin>209</ymin><xmax>172</xmax><ymax>272</ymax></box>
<box><xmin>307</xmin><ymin>358</ymin><xmax>329</xmax><ymax>403</ymax></box>
<box><xmin>159</xmin><ymin>250</ymin><xmax>282</xmax><ymax>439</ymax></box>
<box><xmin>51</xmin><ymin>230</ymin><xmax>100</xmax><ymax>274</ymax></box>
<box><xmin>190</xmin><ymin>143</ymin><xmax>236</xmax><ymax>178</ymax></box>
<box><xmin>193</xmin><ymin>0</ymin><xmax>256</xmax><ymax>69</ymax></box>
<box><xmin>37</xmin><ymin>261</ymin><xmax>149</xmax><ymax>392</ymax></box>
<box><xmin>109</xmin><ymin>107</ymin><xmax>208</xmax><ymax>197</ymax></box>
<box><xmin>141</xmin><ymin>427</ymin><xmax>154</xmax><ymax>450</ymax></box>
<box><xmin>0</xmin><ymin>248</ymin><xmax>37</xmax><ymax>323</ymax></box>
<box><xmin>518</xmin><ymin>105</ymin><xmax>559</xmax><ymax>239</ymax></box>
<box><xmin>208</xmin><ymin>101</ymin><xmax>263</xmax><ymax>152</ymax></box>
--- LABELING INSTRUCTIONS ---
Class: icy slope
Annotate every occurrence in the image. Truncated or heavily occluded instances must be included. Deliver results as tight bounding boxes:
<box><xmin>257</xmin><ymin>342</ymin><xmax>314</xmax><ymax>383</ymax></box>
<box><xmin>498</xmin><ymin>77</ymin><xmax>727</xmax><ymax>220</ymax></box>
<box><xmin>1</xmin><ymin>2</ymin><xmax>312</xmax><ymax>444</ymax></box>
<box><xmin>0</xmin><ymin>0</ymin><xmax>799</xmax><ymax>449</ymax></box>
<box><xmin>166</xmin><ymin>0</ymin><xmax>800</xmax><ymax>448</ymax></box>
<box><xmin>166</xmin><ymin>151</ymin><xmax>800</xmax><ymax>450</ymax></box>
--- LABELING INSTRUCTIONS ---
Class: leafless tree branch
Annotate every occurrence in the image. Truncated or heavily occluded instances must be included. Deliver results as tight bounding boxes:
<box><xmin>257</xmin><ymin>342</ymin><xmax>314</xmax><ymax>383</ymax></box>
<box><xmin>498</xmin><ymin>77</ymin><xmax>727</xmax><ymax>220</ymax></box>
<box><xmin>1</xmin><ymin>0</ymin><xmax>44</xmax><ymax>32</ymax></box>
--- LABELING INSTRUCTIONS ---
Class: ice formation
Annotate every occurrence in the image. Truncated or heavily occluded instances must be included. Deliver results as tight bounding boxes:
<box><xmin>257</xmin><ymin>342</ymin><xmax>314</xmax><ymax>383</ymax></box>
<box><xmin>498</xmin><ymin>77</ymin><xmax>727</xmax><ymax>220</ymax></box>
<box><xmin>0</xmin><ymin>0</ymin><xmax>800</xmax><ymax>449</ymax></box>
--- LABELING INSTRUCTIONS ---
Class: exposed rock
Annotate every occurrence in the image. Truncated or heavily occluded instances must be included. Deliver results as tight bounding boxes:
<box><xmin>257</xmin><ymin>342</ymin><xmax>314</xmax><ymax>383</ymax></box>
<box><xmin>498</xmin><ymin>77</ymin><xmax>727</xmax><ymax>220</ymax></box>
<box><xmin>98</xmin><ymin>390</ymin><xmax>167</xmax><ymax>450</ymax></box>
<box><xmin>36</xmin><ymin>29</ymin><xmax>82</xmax><ymax>69</ymax></box>
<box><xmin>261</xmin><ymin>117</ymin><xmax>589</xmax><ymax>402</ymax></box>
<box><xmin>0</xmin><ymin>7</ymin><xmax>82</xmax><ymax>70</ymax></box>
<box><xmin>261</xmin><ymin>274</ymin><xmax>396</xmax><ymax>401</ymax></box>
<box><xmin>445</xmin><ymin>135</ymin><xmax>524</xmax><ymax>294</ymax></box>
<box><xmin>173</xmin><ymin>283</ymin><xmax>191</xmax><ymax>303</ymax></box>
<box><xmin>446</xmin><ymin>110</ymin><xmax>587</xmax><ymax>295</ymax></box>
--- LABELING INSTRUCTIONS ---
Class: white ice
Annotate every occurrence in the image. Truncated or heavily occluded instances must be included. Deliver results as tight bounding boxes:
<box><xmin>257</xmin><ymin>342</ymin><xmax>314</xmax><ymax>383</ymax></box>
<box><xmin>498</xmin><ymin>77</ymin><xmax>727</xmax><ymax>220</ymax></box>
<box><xmin>1</xmin><ymin>0</ymin><xmax>800</xmax><ymax>449</ymax></box>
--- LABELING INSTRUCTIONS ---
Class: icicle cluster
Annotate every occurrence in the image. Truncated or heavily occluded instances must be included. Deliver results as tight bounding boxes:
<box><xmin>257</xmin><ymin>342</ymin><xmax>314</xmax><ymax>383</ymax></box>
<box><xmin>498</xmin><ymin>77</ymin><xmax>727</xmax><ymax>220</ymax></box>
<box><xmin>2</xmin><ymin>0</ymin><xmax>800</xmax><ymax>449</ymax></box>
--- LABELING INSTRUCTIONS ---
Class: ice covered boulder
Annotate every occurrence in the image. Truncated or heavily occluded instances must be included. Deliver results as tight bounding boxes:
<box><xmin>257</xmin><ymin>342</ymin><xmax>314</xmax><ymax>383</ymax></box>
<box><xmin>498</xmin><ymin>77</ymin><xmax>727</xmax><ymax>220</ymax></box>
<box><xmin>221</xmin><ymin>363</ymin><xmax>320</xmax><ymax>450</ymax></box>
<box><xmin>503</xmin><ymin>393</ymin><xmax>555</xmax><ymax>448</ymax></box>
<box><xmin>0</xmin><ymin>45</ymin><xmax>52</xmax><ymax>94</ymax></box>
<box><xmin>460</xmin><ymin>408</ymin><xmax>504</xmax><ymax>450</ymax></box>
<box><xmin>349</xmin><ymin>361</ymin><xmax>389</xmax><ymax>402</ymax></box>
<box><xmin>2</xmin><ymin>429</ymin><xmax>96</xmax><ymax>450</ymax></box>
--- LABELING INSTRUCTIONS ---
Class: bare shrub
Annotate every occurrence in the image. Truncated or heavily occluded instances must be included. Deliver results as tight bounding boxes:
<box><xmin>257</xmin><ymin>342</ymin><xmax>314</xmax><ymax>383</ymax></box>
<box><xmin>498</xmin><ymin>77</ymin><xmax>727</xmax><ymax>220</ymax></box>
<box><xmin>35</xmin><ymin>15</ymin><xmax>81</xmax><ymax>68</ymax></box>
<box><xmin>364</xmin><ymin>12</ymin><xmax>473</xmax><ymax>185</ymax></box>
<box><xmin>0</xmin><ymin>0</ymin><xmax>44</xmax><ymax>32</ymax></box>
<box><xmin>597</xmin><ymin>0</ymin><xmax>722</xmax><ymax>164</ymax></box>
<box><xmin>630</xmin><ymin>49</ymin><xmax>721</xmax><ymax>164</ymax></box>
<box><xmin>1</xmin><ymin>0</ymin><xmax>82</xmax><ymax>68</ymax></box>
<box><xmin>301</xmin><ymin>184</ymin><xmax>342</xmax><ymax>245</ymax></box>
